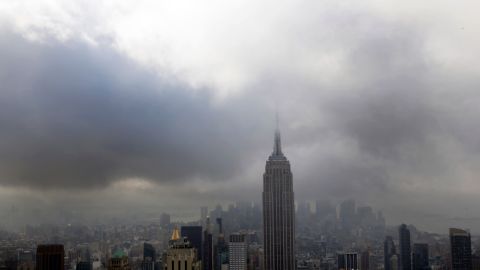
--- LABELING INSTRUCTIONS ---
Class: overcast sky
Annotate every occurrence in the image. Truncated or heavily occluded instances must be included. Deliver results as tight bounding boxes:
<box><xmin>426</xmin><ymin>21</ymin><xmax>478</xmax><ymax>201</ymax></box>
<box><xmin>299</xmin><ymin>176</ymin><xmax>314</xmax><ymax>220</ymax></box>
<box><xmin>1</xmin><ymin>0</ymin><xmax>480</xmax><ymax>233</ymax></box>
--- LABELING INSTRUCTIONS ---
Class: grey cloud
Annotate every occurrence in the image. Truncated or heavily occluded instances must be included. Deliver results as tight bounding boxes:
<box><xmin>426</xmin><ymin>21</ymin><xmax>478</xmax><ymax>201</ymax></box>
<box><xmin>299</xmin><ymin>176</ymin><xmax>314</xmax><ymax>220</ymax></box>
<box><xmin>2</xmin><ymin>10</ymin><xmax>480</xmax><ymax>232</ymax></box>
<box><xmin>0</xmin><ymin>32</ymin><xmax>271</xmax><ymax>189</ymax></box>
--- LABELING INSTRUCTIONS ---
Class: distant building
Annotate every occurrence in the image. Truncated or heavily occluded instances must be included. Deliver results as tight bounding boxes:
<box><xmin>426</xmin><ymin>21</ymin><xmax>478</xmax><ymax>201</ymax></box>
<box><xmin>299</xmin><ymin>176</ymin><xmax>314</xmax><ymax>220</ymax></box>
<box><xmin>315</xmin><ymin>200</ymin><xmax>336</xmax><ymax>221</ymax></box>
<box><xmin>229</xmin><ymin>234</ymin><xmax>247</xmax><ymax>270</ymax></box>
<box><xmin>36</xmin><ymin>244</ymin><xmax>65</xmax><ymax>270</ymax></box>
<box><xmin>76</xmin><ymin>261</ymin><xmax>93</xmax><ymax>270</ymax></box>
<box><xmin>262</xmin><ymin>126</ymin><xmax>295</xmax><ymax>270</ymax></box>
<box><xmin>390</xmin><ymin>255</ymin><xmax>398</xmax><ymax>270</ymax></box>
<box><xmin>164</xmin><ymin>227</ymin><xmax>201</xmax><ymax>270</ymax></box>
<box><xmin>360</xmin><ymin>251</ymin><xmax>370</xmax><ymax>270</ymax></box>
<box><xmin>160</xmin><ymin>213</ymin><xmax>171</xmax><ymax>227</ymax></box>
<box><xmin>140</xmin><ymin>258</ymin><xmax>155</xmax><ymax>270</ymax></box>
<box><xmin>108</xmin><ymin>250</ymin><xmax>131</xmax><ymax>270</ymax></box>
<box><xmin>384</xmin><ymin>236</ymin><xmax>397</xmax><ymax>270</ymax></box>
<box><xmin>202</xmin><ymin>218</ymin><xmax>213</xmax><ymax>270</ymax></box>
<box><xmin>141</xmin><ymin>243</ymin><xmax>156</xmax><ymax>270</ymax></box>
<box><xmin>338</xmin><ymin>252</ymin><xmax>359</xmax><ymax>270</ymax></box>
<box><xmin>412</xmin><ymin>243</ymin><xmax>429</xmax><ymax>270</ymax></box>
<box><xmin>214</xmin><ymin>218</ymin><xmax>228</xmax><ymax>270</ymax></box>
<box><xmin>449</xmin><ymin>228</ymin><xmax>472</xmax><ymax>270</ymax></box>
<box><xmin>201</xmin><ymin>207</ymin><xmax>208</xmax><ymax>225</ymax></box>
<box><xmin>143</xmin><ymin>243</ymin><xmax>156</xmax><ymax>261</ymax></box>
<box><xmin>398</xmin><ymin>224</ymin><xmax>411</xmax><ymax>270</ymax></box>
<box><xmin>339</xmin><ymin>200</ymin><xmax>356</xmax><ymax>230</ymax></box>
<box><xmin>472</xmin><ymin>253</ymin><xmax>480</xmax><ymax>270</ymax></box>
<box><xmin>181</xmin><ymin>226</ymin><xmax>202</xmax><ymax>260</ymax></box>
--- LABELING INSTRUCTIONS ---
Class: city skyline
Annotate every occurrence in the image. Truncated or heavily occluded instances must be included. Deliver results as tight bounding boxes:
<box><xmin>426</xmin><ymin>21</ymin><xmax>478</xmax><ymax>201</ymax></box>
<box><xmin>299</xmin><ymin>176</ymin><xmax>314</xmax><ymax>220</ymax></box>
<box><xmin>1</xmin><ymin>0</ymin><xmax>480</xmax><ymax>235</ymax></box>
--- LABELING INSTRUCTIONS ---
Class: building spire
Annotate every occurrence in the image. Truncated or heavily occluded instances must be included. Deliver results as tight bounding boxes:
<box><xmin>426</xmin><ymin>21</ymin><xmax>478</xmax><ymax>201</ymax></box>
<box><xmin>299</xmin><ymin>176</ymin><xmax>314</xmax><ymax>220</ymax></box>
<box><xmin>272</xmin><ymin>112</ymin><xmax>284</xmax><ymax>157</ymax></box>
<box><xmin>171</xmin><ymin>225</ymin><xmax>180</xmax><ymax>241</ymax></box>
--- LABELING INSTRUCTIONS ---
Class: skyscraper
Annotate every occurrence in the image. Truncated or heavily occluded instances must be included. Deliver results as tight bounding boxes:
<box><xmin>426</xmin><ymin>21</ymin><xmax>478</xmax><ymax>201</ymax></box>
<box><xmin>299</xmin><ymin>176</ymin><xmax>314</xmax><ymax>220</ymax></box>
<box><xmin>412</xmin><ymin>243</ymin><xmax>429</xmax><ymax>270</ymax></box>
<box><xmin>384</xmin><ymin>236</ymin><xmax>397</xmax><ymax>270</ymax></box>
<box><xmin>338</xmin><ymin>252</ymin><xmax>359</xmax><ymax>270</ymax></box>
<box><xmin>398</xmin><ymin>224</ymin><xmax>412</xmax><ymax>270</ymax></box>
<box><xmin>229</xmin><ymin>233</ymin><xmax>247</xmax><ymax>270</ymax></box>
<box><xmin>339</xmin><ymin>200</ymin><xmax>356</xmax><ymax>230</ymax></box>
<box><xmin>262</xmin><ymin>126</ymin><xmax>295</xmax><ymax>270</ymax></box>
<box><xmin>203</xmin><ymin>217</ymin><xmax>213</xmax><ymax>270</ymax></box>
<box><xmin>36</xmin><ymin>244</ymin><xmax>65</xmax><ymax>270</ymax></box>
<box><xmin>449</xmin><ymin>228</ymin><xmax>472</xmax><ymax>270</ymax></box>
<box><xmin>181</xmin><ymin>226</ymin><xmax>203</xmax><ymax>260</ymax></box>
<box><xmin>214</xmin><ymin>218</ymin><xmax>228</xmax><ymax>270</ymax></box>
<box><xmin>165</xmin><ymin>227</ymin><xmax>201</xmax><ymax>270</ymax></box>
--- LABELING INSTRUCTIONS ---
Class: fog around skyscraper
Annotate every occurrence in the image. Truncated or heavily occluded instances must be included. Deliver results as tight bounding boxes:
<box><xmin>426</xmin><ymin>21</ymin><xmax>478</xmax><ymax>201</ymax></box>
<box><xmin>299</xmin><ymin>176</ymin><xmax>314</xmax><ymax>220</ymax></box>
<box><xmin>1</xmin><ymin>0</ymin><xmax>480</xmax><ymax>235</ymax></box>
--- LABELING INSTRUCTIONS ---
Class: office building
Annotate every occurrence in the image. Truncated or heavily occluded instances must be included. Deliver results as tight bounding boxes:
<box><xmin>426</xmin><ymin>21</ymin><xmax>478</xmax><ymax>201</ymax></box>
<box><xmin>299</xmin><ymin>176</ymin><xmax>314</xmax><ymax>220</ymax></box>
<box><xmin>165</xmin><ymin>227</ymin><xmax>201</xmax><ymax>270</ymax></box>
<box><xmin>214</xmin><ymin>218</ymin><xmax>228</xmax><ymax>270</ymax></box>
<box><xmin>229</xmin><ymin>234</ymin><xmax>247</xmax><ymax>270</ymax></box>
<box><xmin>412</xmin><ymin>243</ymin><xmax>429</xmax><ymax>270</ymax></box>
<box><xmin>450</xmin><ymin>228</ymin><xmax>472</xmax><ymax>270</ymax></box>
<box><xmin>36</xmin><ymin>244</ymin><xmax>65</xmax><ymax>270</ymax></box>
<box><xmin>338</xmin><ymin>252</ymin><xmax>359</xmax><ymax>270</ymax></box>
<box><xmin>384</xmin><ymin>236</ymin><xmax>396</xmax><ymax>270</ymax></box>
<box><xmin>339</xmin><ymin>200</ymin><xmax>356</xmax><ymax>230</ymax></box>
<box><xmin>181</xmin><ymin>226</ymin><xmax>202</xmax><ymax>260</ymax></box>
<box><xmin>76</xmin><ymin>262</ymin><xmax>93</xmax><ymax>270</ymax></box>
<box><xmin>108</xmin><ymin>250</ymin><xmax>131</xmax><ymax>270</ymax></box>
<box><xmin>203</xmin><ymin>218</ymin><xmax>213</xmax><ymax>270</ymax></box>
<box><xmin>263</xmin><ymin>125</ymin><xmax>295</xmax><ymax>270</ymax></box>
<box><xmin>398</xmin><ymin>224</ymin><xmax>411</xmax><ymax>270</ymax></box>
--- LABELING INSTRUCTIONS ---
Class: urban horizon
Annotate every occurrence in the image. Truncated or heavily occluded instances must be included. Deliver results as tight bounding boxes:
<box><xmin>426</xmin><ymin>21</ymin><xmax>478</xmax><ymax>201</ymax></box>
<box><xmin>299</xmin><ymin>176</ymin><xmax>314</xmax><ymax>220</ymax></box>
<box><xmin>1</xmin><ymin>1</ymin><xmax>480</xmax><ymax>270</ymax></box>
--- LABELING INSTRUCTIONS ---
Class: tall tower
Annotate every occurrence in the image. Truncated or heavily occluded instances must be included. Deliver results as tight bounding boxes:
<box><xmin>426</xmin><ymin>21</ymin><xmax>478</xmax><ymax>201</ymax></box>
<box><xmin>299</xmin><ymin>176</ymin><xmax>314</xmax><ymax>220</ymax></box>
<box><xmin>262</xmin><ymin>125</ymin><xmax>295</xmax><ymax>270</ymax></box>
<box><xmin>398</xmin><ymin>224</ymin><xmax>412</xmax><ymax>270</ymax></box>
<box><xmin>384</xmin><ymin>236</ymin><xmax>396</xmax><ymax>270</ymax></box>
<box><xmin>449</xmin><ymin>228</ymin><xmax>472</xmax><ymax>270</ymax></box>
<box><xmin>165</xmin><ymin>227</ymin><xmax>201</xmax><ymax>270</ymax></box>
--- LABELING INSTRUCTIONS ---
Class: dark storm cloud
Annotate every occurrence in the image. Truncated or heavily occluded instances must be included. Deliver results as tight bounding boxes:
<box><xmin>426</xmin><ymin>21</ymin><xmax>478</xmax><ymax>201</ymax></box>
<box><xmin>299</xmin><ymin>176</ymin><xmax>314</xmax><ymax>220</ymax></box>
<box><xmin>0</xmin><ymin>32</ymin><xmax>271</xmax><ymax>188</ymax></box>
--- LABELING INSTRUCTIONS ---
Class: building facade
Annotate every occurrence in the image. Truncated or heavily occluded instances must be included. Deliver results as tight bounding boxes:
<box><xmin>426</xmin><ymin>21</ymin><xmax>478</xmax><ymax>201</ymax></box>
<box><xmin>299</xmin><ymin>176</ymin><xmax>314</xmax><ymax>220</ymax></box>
<box><xmin>338</xmin><ymin>253</ymin><xmax>359</xmax><ymax>270</ymax></box>
<box><xmin>262</xmin><ymin>127</ymin><xmax>295</xmax><ymax>270</ymax></box>
<box><xmin>384</xmin><ymin>236</ymin><xmax>396</xmax><ymax>270</ymax></box>
<box><xmin>229</xmin><ymin>234</ymin><xmax>247</xmax><ymax>270</ymax></box>
<box><xmin>36</xmin><ymin>244</ymin><xmax>65</xmax><ymax>270</ymax></box>
<box><xmin>450</xmin><ymin>228</ymin><xmax>472</xmax><ymax>270</ymax></box>
<box><xmin>165</xmin><ymin>227</ymin><xmax>201</xmax><ymax>270</ymax></box>
<box><xmin>412</xmin><ymin>243</ymin><xmax>429</xmax><ymax>270</ymax></box>
<box><xmin>181</xmin><ymin>226</ymin><xmax>203</xmax><ymax>260</ymax></box>
<box><xmin>398</xmin><ymin>224</ymin><xmax>411</xmax><ymax>270</ymax></box>
<box><xmin>108</xmin><ymin>250</ymin><xmax>131</xmax><ymax>270</ymax></box>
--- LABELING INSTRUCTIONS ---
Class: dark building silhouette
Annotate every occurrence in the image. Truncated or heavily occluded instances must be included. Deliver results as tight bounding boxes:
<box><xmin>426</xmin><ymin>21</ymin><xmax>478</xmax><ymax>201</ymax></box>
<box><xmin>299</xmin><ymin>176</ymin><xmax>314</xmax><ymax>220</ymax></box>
<box><xmin>36</xmin><ymin>244</ymin><xmax>65</xmax><ymax>270</ymax></box>
<box><xmin>181</xmin><ymin>226</ymin><xmax>203</xmax><ymax>260</ymax></box>
<box><xmin>76</xmin><ymin>261</ymin><xmax>93</xmax><ymax>270</ymax></box>
<box><xmin>412</xmin><ymin>243</ymin><xmax>429</xmax><ymax>270</ymax></box>
<box><xmin>315</xmin><ymin>200</ymin><xmax>336</xmax><ymax>221</ymax></box>
<box><xmin>141</xmin><ymin>243</ymin><xmax>156</xmax><ymax>270</ymax></box>
<box><xmin>160</xmin><ymin>213</ymin><xmax>171</xmax><ymax>227</ymax></box>
<box><xmin>398</xmin><ymin>224</ymin><xmax>411</xmax><ymax>270</ymax></box>
<box><xmin>360</xmin><ymin>251</ymin><xmax>370</xmax><ymax>270</ymax></box>
<box><xmin>339</xmin><ymin>200</ymin><xmax>356</xmax><ymax>230</ymax></box>
<box><xmin>202</xmin><ymin>218</ymin><xmax>213</xmax><ymax>270</ymax></box>
<box><xmin>450</xmin><ymin>228</ymin><xmax>472</xmax><ymax>270</ymax></box>
<box><xmin>214</xmin><ymin>218</ymin><xmax>228</xmax><ymax>270</ymax></box>
<box><xmin>338</xmin><ymin>252</ymin><xmax>359</xmax><ymax>270</ymax></box>
<box><xmin>143</xmin><ymin>243</ymin><xmax>156</xmax><ymax>261</ymax></box>
<box><xmin>384</xmin><ymin>236</ymin><xmax>396</xmax><ymax>270</ymax></box>
<box><xmin>263</xmin><ymin>126</ymin><xmax>295</xmax><ymax>270</ymax></box>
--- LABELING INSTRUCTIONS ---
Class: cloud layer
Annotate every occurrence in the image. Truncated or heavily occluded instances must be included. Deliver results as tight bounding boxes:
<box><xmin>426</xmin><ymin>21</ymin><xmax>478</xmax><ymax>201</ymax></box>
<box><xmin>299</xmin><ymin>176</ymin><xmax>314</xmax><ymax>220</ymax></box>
<box><xmin>1</xmin><ymin>0</ymin><xmax>480</xmax><ymax>232</ymax></box>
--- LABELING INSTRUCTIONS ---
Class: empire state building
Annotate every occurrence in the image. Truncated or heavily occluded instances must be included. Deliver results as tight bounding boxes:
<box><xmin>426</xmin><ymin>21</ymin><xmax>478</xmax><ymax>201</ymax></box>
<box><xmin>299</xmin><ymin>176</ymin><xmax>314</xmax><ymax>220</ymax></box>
<box><xmin>263</xmin><ymin>127</ymin><xmax>295</xmax><ymax>270</ymax></box>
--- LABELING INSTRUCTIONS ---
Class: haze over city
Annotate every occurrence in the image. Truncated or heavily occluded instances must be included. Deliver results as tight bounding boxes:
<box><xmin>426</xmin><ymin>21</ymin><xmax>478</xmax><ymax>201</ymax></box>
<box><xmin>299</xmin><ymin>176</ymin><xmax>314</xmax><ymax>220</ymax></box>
<box><xmin>1</xmin><ymin>0</ymin><xmax>480</xmax><ymax>235</ymax></box>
